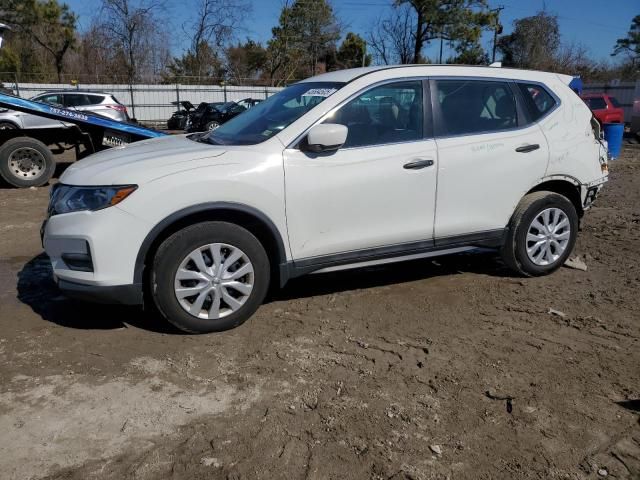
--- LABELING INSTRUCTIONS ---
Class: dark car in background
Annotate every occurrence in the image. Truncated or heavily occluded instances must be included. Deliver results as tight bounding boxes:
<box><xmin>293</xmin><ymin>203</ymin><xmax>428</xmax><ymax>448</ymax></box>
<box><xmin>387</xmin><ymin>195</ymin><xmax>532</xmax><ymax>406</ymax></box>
<box><xmin>167</xmin><ymin>101</ymin><xmax>196</xmax><ymax>130</ymax></box>
<box><xmin>581</xmin><ymin>93</ymin><xmax>624</xmax><ymax>125</ymax></box>
<box><xmin>185</xmin><ymin>98</ymin><xmax>261</xmax><ymax>132</ymax></box>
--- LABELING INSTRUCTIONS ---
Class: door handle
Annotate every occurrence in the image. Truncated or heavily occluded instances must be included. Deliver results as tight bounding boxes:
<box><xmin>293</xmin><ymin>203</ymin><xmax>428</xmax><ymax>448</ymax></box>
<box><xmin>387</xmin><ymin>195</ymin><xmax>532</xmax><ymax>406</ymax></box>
<box><xmin>403</xmin><ymin>159</ymin><xmax>434</xmax><ymax>170</ymax></box>
<box><xmin>515</xmin><ymin>144</ymin><xmax>540</xmax><ymax>153</ymax></box>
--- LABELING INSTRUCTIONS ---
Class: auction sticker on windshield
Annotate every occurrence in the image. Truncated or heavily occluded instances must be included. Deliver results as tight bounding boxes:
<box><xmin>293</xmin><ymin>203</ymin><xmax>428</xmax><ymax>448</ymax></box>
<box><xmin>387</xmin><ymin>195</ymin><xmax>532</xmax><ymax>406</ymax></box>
<box><xmin>302</xmin><ymin>88</ymin><xmax>337</xmax><ymax>97</ymax></box>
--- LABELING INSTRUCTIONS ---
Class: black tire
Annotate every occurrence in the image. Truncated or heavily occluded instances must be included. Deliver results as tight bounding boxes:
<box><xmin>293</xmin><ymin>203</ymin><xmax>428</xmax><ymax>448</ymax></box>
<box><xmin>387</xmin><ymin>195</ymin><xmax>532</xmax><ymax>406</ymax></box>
<box><xmin>0</xmin><ymin>137</ymin><xmax>56</xmax><ymax>188</ymax></box>
<box><xmin>0</xmin><ymin>121</ymin><xmax>18</xmax><ymax>130</ymax></box>
<box><xmin>205</xmin><ymin>121</ymin><xmax>220</xmax><ymax>131</ymax></box>
<box><xmin>501</xmin><ymin>191</ymin><xmax>579</xmax><ymax>276</ymax></box>
<box><xmin>151</xmin><ymin>221</ymin><xmax>270</xmax><ymax>333</ymax></box>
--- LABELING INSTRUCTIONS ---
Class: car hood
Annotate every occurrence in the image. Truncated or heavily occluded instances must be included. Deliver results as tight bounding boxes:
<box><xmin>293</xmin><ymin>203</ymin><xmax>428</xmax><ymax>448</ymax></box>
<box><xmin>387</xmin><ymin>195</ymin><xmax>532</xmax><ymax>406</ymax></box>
<box><xmin>61</xmin><ymin>134</ymin><xmax>228</xmax><ymax>186</ymax></box>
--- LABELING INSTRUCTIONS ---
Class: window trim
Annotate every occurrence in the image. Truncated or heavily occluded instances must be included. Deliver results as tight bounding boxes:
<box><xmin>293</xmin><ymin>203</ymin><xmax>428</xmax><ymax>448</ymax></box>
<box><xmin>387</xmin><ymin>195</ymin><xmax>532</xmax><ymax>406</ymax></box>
<box><xmin>430</xmin><ymin>76</ymin><xmax>561</xmax><ymax>140</ymax></box>
<box><xmin>288</xmin><ymin>77</ymin><xmax>434</xmax><ymax>151</ymax></box>
<box><xmin>515</xmin><ymin>81</ymin><xmax>561</xmax><ymax>122</ymax></box>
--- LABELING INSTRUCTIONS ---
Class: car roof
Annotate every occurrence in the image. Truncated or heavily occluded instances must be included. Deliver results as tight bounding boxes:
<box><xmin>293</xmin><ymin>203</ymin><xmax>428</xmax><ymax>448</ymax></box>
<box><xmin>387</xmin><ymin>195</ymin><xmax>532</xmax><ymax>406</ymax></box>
<box><xmin>300</xmin><ymin>64</ymin><xmax>572</xmax><ymax>85</ymax></box>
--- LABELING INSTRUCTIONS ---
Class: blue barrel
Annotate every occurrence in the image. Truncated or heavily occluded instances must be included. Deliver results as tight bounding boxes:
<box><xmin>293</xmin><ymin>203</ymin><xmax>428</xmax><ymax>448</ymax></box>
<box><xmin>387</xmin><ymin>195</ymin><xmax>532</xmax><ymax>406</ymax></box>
<box><xmin>603</xmin><ymin>123</ymin><xmax>624</xmax><ymax>159</ymax></box>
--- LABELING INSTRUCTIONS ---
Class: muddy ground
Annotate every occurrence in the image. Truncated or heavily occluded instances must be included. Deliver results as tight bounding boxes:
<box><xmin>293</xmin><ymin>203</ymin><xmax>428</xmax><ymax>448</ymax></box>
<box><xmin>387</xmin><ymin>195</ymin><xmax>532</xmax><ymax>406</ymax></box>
<box><xmin>0</xmin><ymin>148</ymin><xmax>639</xmax><ymax>480</ymax></box>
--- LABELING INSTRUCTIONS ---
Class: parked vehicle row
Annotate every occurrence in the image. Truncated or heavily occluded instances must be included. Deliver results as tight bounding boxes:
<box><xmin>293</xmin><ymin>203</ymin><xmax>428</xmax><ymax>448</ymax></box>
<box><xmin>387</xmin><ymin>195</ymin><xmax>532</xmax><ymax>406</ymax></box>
<box><xmin>42</xmin><ymin>65</ymin><xmax>609</xmax><ymax>334</ymax></box>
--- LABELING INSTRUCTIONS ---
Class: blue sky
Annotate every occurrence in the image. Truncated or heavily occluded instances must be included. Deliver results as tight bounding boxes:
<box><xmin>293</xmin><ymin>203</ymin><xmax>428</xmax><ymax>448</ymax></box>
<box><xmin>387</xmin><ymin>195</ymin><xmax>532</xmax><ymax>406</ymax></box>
<box><xmin>63</xmin><ymin>0</ymin><xmax>637</xmax><ymax>63</ymax></box>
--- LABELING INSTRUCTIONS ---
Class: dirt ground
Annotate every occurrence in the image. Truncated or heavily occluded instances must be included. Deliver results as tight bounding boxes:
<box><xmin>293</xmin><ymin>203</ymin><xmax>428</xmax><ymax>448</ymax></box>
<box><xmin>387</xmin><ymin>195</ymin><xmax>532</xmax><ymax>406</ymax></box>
<box><xmin>0</xmin><ymin>148</ymin><xmax>639</xmax><ymax>480</ymax></box>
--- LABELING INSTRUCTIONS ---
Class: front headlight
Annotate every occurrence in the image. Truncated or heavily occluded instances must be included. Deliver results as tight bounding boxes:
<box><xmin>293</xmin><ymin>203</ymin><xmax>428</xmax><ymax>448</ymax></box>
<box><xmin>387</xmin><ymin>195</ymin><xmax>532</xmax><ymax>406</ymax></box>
<box><xmin>49</xmin><ymin>184</ymin><xmax>137</xmax><ymax>216</ymax></box>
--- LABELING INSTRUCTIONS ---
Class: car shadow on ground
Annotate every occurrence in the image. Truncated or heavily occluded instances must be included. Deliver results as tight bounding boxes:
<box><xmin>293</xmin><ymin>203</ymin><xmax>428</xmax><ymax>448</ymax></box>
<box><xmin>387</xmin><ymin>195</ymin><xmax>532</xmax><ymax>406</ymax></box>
<box><xmin>16</xmin><ymin>253</ymin><xmax>182</xmax><ymax>334</ymax></box>
<box><xmin>17</xmin><ymin>249</ymin><xmax>512</xmax><ymax>334</ymax></box>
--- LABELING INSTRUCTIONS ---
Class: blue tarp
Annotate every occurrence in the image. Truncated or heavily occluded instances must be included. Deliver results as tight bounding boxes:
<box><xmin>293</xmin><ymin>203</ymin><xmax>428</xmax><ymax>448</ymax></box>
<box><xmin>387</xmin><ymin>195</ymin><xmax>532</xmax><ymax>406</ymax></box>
<box><xmin>569</xmin><ymin>77</ymin><xmax>583</xmax><ymax>95</ymax></box>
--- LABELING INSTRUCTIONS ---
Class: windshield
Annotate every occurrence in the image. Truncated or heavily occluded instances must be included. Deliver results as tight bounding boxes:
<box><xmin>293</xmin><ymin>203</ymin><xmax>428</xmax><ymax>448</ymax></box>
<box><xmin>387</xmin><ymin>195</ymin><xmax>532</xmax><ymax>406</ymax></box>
<box><xmin>199</xmin><ymin>82</ymin><xmax>344</xmax><ymax>145</ymax></box>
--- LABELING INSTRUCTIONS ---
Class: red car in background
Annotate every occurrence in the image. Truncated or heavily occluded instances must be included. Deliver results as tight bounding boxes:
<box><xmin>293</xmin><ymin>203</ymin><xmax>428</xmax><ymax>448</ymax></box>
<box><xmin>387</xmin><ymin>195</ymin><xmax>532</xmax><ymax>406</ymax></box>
<box><xmin>581</xmin><ymin>93</ymin><xmax>624</xmax><ymax>124</ymax></box>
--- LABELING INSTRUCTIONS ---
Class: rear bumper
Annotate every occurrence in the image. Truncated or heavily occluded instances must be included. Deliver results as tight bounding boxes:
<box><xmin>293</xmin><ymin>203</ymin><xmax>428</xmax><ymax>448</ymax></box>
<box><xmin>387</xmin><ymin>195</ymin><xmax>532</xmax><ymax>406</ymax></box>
<box><xmin>57</xmin><ymin>278</ymin><xmax>143</xmax><ymax>305</ymax></box>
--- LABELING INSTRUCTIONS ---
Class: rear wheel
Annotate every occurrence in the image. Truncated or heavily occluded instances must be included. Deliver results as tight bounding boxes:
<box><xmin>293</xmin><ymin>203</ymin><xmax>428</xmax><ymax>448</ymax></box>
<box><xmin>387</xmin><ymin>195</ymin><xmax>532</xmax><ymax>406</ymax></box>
<box><xmin>151</xmin><ymin>221</ymin><xmax>270</xmax><ymax>333</ymax></box>
<box><xmin>206</xmin><ymin>121</ymin><xmax>220</xmax><ymax>131</ymax></box>
<box><xmin>0</xmin><ymin>137</ymin><xmax>55</xmax><ymax>188</ymax></box>
<box><xmin>501</xmin><ymin>191</ymin><xmax>578</xmax><ymax>276</ymax></box>
<box><xmin>0</xmin><ymin>121</ymin><xmax>18</xmax><ymax>130</ymax></box>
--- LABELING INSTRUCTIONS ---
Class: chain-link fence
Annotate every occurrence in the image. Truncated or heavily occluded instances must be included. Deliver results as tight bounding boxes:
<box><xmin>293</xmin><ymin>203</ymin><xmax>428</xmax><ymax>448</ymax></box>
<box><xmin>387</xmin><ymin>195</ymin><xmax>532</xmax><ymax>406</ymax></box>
<box><xmin>0</xmin><ymin>73</ymin><xmax>287</xmax><ymax>127</ymax></box>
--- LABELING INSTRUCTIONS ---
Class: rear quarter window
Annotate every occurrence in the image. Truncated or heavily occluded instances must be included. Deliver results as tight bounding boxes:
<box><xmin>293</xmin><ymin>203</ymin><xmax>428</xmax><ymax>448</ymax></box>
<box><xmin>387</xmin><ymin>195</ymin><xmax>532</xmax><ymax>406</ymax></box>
<box><xmin>87</xmin><ymin>94</ymin><xmax>106</xmax><ymax>104</ymax></box>
<box><xmin>517</xmin><ymin>83</ymin><xmax>557</xmax><ymax>121</ymax></box>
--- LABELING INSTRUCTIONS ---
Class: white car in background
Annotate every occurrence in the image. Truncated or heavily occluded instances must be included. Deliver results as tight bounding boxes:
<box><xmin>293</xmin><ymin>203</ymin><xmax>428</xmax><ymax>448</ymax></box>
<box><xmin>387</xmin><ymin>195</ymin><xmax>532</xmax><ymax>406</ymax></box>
<box><xmin>43</xmin><ymin>65</ymin><xmax>609</xmax><ymax>333</ymax></box>
<box><xmin>0</xmin><ymin>90</ymin><xmax>128</xmax><ymax>130</ymax></box>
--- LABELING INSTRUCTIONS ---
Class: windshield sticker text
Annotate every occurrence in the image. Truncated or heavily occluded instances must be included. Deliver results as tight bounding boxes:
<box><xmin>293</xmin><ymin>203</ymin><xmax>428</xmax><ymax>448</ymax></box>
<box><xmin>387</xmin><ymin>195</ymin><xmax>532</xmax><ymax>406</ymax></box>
<box><xmin>302</xmin><ymin>88</ymin><xmax>337</xmax><ymax>97</ymax></box>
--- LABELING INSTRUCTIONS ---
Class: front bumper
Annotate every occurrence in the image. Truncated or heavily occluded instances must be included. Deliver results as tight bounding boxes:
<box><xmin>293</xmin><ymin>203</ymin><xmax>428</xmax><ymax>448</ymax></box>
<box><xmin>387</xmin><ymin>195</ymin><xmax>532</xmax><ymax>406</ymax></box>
<box><xmin>57</xmin><ymin>278</ymin><xmax>142</xmax><ymax>305</ymax></box>
<box><xmin>42</xmin><ymin>204</ymin><xmax>151</xmax><ymax>300</ymax></box>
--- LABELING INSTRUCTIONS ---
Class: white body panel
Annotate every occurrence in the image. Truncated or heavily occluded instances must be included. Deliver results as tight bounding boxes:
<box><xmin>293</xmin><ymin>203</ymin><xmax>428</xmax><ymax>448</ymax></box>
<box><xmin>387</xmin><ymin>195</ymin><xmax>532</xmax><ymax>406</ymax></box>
<box><xmin>434</xmin><ymin>124</ymin><xmax>549</xmax><ymax>237</ymax></box>
<box><xmin>284</xmin><ymin>140</ymin><xmax>437</xmax><ymax>259</ymax></box>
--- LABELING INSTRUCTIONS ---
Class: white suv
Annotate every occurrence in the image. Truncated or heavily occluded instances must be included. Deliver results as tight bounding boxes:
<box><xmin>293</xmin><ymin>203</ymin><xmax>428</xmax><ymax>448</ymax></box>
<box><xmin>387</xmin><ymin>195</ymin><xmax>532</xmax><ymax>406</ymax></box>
<box><xmin>42</xmin><ymin>66</ymin><xmax>609</xmax><ymax>333</ymax></box>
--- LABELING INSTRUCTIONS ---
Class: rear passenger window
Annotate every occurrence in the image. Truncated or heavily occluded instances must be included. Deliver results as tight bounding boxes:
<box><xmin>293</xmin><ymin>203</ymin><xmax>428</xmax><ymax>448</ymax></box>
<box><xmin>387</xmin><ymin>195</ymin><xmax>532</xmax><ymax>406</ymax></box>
<box><xmin>517</xmin><ymin>83</ymin><xmax>557</xmax><ymax>120</ymax></box>
<box><xmin>435</xmin><ymin>80</ymin><xmax>516</xmax><ymax>136</ymax></box>
<box><xmin>323</xmin><ymin>81</ymin><xmax>423</xmax><ymax>148</ymax></box>
<box><xmin>64</xmin><ymin>94</ymin><xmax>91</xmax><ymax>107</ymax></box>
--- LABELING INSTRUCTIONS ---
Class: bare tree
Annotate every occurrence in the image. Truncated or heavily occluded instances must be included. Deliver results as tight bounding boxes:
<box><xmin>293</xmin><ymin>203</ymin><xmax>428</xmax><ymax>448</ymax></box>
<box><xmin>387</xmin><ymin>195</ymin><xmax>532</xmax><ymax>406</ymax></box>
<box><xmin>98</xmin><ymin>0</ymin><xmax>167</xmax><ymax>81</ymax></box>
<box><xmin>97</xmin><ymin>0</ymin><xmax>168</xmax><ymax>117</ymax></box>
<box><xmin>368</xmin><ymin>4</ymin><xmax>415</xmax><ymax>65</ymax></box>
<box><xmin>185</xmin><ymin>0</ymin><xmax>251</xmax><ymax>78</ymax></box>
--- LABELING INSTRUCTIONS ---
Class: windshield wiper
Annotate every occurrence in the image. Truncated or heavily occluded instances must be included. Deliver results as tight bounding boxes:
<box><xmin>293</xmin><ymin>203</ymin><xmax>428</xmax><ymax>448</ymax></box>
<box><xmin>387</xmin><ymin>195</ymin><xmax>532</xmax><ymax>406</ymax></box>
<box><xmin>191</xmin><ymin>132</ymin><xmax>222</xmax><ymax>145</ymax></box>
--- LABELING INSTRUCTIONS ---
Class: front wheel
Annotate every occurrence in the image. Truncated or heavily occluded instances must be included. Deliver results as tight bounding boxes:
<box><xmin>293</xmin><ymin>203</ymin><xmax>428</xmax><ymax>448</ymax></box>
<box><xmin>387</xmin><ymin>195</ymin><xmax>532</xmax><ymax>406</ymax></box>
<box><xmin>151</xmin><ymin>221</ymin><xmax>270</xmax><ymax>333</ymax></box>
<box><xmin>501</xmin><ymin>191</ymin><xmax>579</xmax><ymax>276</ymax></box>
<box><xmin>205</xmin><ymin>121</ymin><xmax>220</xmax><ymax>131</ymax></box>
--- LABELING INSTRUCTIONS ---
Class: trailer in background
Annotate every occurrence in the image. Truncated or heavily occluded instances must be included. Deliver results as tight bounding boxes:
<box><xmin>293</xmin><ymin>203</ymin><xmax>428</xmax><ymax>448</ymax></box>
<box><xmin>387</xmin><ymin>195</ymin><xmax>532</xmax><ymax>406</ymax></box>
<box><xmin>0</xmin><ymin>93</ymin><xmax>166</xmax><ymax>188</ymax></box>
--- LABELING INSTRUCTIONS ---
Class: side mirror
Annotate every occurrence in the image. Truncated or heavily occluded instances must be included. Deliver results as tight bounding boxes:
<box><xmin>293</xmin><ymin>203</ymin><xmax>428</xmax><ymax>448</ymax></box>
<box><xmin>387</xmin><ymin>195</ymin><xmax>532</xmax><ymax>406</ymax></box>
<box><xmin>305</xmin><ymin>123</ymin><xmax>348</xmax><ymax>153</ymax></box>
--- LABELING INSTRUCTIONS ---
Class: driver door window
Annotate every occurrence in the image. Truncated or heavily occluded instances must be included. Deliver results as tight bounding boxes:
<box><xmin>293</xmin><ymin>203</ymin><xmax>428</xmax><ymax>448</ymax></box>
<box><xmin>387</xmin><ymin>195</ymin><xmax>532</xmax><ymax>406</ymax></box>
<box><xmin>323</xmin><ymin>81</ymin><xmax>424</xmax><ymax>148</ymax></box>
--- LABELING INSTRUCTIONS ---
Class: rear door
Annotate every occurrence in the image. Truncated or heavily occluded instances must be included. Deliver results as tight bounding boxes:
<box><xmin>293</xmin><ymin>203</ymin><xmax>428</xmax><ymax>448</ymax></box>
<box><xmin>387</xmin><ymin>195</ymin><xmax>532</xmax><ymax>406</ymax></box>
<box><xmin>432</xmin><ymin>78</ymin><xmax>550</xmax><ymax>240</ymax></box>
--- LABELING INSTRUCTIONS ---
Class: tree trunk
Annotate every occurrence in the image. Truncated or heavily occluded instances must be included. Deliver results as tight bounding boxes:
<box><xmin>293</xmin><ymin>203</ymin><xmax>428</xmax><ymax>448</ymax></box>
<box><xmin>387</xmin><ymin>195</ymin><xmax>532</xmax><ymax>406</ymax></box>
<box><xmin>413</xmin><ymin>14</ymin><xmax>424</xmax><ymax>64</ymax></box>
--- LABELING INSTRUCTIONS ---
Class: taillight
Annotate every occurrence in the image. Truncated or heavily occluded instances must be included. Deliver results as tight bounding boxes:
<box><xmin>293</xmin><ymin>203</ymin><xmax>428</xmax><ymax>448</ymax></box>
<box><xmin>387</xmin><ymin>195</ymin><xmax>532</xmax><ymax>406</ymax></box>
<box><xmin>106</xmin><ymin>104</ymin><xmax>128</xmax><ymax>114</ymax></box>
